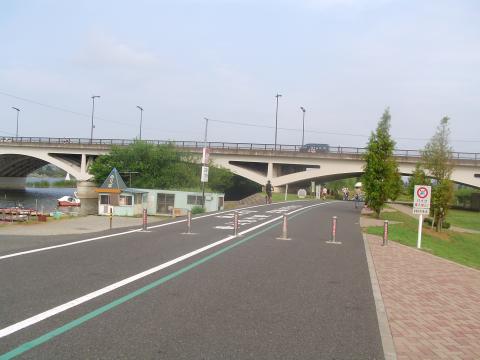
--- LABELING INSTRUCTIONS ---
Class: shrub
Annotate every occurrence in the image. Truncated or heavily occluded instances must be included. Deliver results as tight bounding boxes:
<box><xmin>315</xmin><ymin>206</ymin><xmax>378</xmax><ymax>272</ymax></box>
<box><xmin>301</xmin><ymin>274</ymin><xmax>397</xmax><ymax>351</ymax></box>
<box><xmin>191</xmin><ymin>206</ymin><xmax>205</xmax><ymax>215</ymax></box>
<box><xmin>424</xmin><ymin>217</ymin><xmax>450</xmax><ymax>229</ymax></box>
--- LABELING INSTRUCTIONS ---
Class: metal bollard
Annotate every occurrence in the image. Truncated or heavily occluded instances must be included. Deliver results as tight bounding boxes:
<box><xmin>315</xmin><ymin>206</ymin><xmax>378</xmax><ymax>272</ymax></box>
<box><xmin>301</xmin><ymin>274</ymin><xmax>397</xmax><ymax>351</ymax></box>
<box><xmin>142</xmin><ymin>208</ymin><xmax>147</xmax><ymax>231</ymax></box>
<box><xmin>276</xmin><ymin>214</ymin><xmax>291</xmax><ymax>240</ymax></box>
<box><xmin>109</xmin><ymin>208</ymin><xmax>113</xmax><ymax>229</ymax></box>
<box><xmin>326</xmin><ymin>216</ymin><xmax>341</xmax><ymax>244</ymax></box>
<box><xmin>186</xmin><ymin>210</ymin><xmax>192</xmax><ymax>234</ymax></box>
<box><xmin>233</xmin><ymin>211</ymin><xmax>239</xmax><ymax>236</ymax></box>
<box><xmin>331</xmin><ymin>216</ymin><xmax>337</xmax><ymax>242</ymax></box>
<box><xmin>382</xmin><ymin>220</ymin><xmax>388</xmax><ymax>246</ymax></box>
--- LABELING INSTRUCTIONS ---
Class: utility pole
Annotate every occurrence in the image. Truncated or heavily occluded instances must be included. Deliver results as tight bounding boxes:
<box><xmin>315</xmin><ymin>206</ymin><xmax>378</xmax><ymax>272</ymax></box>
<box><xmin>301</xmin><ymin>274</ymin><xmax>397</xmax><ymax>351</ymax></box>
<box><xmin>90</xmin><ymin>95</ymin><xmax>100</xmax><ymax>143</ymax></box>
<box><xmin>274</xmin><ymin>93</ymin><xmax>282</xmax><ymax>150</ymax></box>
<box><xmin>300</xmin><ymin>107</ymin><xmax>306</xmax><ymax>146</ymax></box>
<box><xmin>201</xmin><ymin>117</ymin><xmax>209</xmax><ymax>208</ymax></box>
<box><xmin>137</xmin><ymin>106</ymin><xmax>144</xmax><ymax>140</ymax></box>
<box><xmin>12</xmin><ymin>107</ymin><xmax>20</xmax><ymax>139</ymax></box>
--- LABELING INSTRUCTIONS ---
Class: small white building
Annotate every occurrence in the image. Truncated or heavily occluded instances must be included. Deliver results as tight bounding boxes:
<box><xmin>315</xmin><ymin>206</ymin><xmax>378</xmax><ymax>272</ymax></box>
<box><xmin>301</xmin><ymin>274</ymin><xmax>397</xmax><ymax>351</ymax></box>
<box><xmin>96</xmin><ymin>168</ymin><xmax>224</xmax><ymax>217</ymax></box>
<box><xmin>139</xmin><ymin>188</ymin><xmax>224</xmax><ymax>216</ymax></box>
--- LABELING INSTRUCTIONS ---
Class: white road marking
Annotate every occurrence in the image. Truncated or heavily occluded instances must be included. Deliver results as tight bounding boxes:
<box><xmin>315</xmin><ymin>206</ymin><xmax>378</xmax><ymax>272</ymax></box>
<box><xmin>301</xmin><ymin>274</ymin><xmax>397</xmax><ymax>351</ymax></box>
<box><xmin>0</xmin><ymin>202</ymin><xmax>326</xmax><ymax>339</ymax></box>
<box><xmin>0</xmin><ymin>202</ymin><xmax>287</xmax><ymax>261</ymax></box>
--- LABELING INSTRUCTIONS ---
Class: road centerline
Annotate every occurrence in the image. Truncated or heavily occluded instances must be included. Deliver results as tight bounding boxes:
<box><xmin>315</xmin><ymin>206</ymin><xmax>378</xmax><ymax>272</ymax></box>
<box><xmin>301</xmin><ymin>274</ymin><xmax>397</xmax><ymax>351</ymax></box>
<box><xmin>0</xmin><ymin>202</ymin><xmax>299</xmax><ymax>261</ymax></box>
<box><xmin>0</xmin><ymin>202</ymin><xmax>326</xmax><ymax>342</ymax></box>
<box><xmin>0</xmin><ymin>204</ymin><xmax>323</xmax><ymax>360</ymax></box>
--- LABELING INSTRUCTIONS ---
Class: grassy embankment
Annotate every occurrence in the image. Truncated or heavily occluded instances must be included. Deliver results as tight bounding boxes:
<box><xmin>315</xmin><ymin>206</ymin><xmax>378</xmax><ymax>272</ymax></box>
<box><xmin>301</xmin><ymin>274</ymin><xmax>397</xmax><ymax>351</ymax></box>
<box><xmin>446</xmin><ymin>209</ymin><xmax>480</xmax><ymax>232</ymax></box>
<box><xmin>364</xmin><ymin>209</ymin><xmax>480</xmax><ymax>269</ymax></box>
<box><xmin>270</xmin><ymin>192</ymin><xmax>312</xmax><ymax>202</ymax></box>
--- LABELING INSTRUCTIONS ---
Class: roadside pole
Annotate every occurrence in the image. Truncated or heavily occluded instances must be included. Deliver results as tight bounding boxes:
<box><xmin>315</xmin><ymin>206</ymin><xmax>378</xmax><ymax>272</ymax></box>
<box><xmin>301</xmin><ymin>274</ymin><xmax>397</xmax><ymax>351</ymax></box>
<box><xmin>180</xmin><ymin>210</ymin><xmax>196</xmax><ymax>235</ymax></box>
<box><xmin>142</xmin><ymin>208</ymin><xmax>147</xmax><ymax>231</ymax></box>
<box><xmin>109</xmin><ymin>208</ymin><xmax>113</xmax><ymax>229</ymax></box>
<box><xmin>413</xmin><ymin>185</ymin><xmax>431</xmax><ymax>250</ymax></box>
<box><xmin>201</xmin><ymin>118</ymin><xmax>209</xmax><ymax>210</ymax></box>
<box><xmin>233</xmin><ymin>211</ymin><xmax>239</xmax><ymax>237</ymax></box>
<box><xmin>276</xmin><ymin>214</ymin><xmax>291</xmax><ymax>240</ymax></box>
<box><xmin>383</xmin><ymin>220</ymin><xmax>388</xmax><ymax>246</ymax></box>
<box><xmin>326</xmin><ymin>216</ymin><xmax>341</xmax><ymax>244</ymax></box>
<box><xmin>417</xmin><ymin>214</ymin><xmax>423</xmax><ymax>249</ymax></box>
<box><xmin>284</xmin><ymin>184</ymin><xmax>288</xmax><ymax>201</ymax></box>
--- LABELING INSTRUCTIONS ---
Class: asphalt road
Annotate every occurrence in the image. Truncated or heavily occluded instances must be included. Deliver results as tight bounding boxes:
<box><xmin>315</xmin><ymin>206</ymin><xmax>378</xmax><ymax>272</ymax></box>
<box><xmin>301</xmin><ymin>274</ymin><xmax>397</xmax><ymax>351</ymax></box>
<box><xmin>0</xmin><ymin>200</ymin><xmax>383</xmax><ymax>359</ymax></box>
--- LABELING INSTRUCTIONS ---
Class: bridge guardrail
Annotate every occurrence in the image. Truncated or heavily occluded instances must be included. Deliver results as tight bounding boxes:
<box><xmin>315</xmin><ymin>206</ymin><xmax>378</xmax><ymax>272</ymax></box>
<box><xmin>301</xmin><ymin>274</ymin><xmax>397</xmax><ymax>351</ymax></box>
<box><xmin>1</xmin><ymin>136</ymin><xmax>478</xmax><ymax>161</ymax></box>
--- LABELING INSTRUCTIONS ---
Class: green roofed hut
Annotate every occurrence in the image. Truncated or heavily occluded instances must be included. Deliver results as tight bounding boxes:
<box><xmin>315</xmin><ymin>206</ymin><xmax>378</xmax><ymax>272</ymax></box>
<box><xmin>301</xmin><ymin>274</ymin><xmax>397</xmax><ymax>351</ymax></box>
<box><xmin>96</xmin><ymin>168</ymin><xmax>148</xmax><ymax>216</ymax></box>
<box><xmin>96</xmin><ymin>168</ymin><xmax>225</xmax><ymax>217</ymax></box>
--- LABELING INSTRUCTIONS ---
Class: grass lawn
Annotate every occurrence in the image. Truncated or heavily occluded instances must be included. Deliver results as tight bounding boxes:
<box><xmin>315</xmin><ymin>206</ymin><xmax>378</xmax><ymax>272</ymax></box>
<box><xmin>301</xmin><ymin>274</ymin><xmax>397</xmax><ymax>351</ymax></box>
<box><xmin>269</xmin><ymin>192</ymin><xmax>314</xmax><ymax>202</ymax></box>
<box><xmin>364</xmin><ymin>210</ymin><xmax>480</xmax><ymax>270</ymax></box>
<box><xmin>446</xmin><ymin>209</ymin><xmax>480</xmax><ymax>231</ymax></box>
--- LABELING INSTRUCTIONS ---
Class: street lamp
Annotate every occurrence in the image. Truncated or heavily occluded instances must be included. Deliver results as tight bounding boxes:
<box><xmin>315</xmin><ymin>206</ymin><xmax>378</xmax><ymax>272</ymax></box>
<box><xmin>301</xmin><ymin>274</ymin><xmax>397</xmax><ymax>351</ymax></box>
<box><xmin>201</xmin><ymin>117</ymin><xmax>209</xmax><ymax>208</ymax></box>
<box><xmin>300</xmin><ymin>107</ymin><xmax>306</xmax><ymax>146</ymax></box>
<box><xmin>136</xmin><ymin>106</ymin><xmax>144</xmax><ymax>140</ymax></box>
<box><xmin>274</xmin><ymin>93</ymin><xmax>282</xmax><ymax>150</ymax></box>
<box><xmin>90</xmin><ymin>95</ymin><xmax>100</xmax><ymax>143</ymax></box>
<box><xmin>12</xmin><ymin>107</ymin><xmax>20</xmax><ymax>139</ymax></box>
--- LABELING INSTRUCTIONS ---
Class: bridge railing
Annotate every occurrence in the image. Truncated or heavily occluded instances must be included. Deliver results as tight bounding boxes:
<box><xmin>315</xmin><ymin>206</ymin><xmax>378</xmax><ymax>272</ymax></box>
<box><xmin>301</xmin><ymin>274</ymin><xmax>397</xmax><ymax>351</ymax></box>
<box><xmin>1</xmin><ymin>136</ymin><xmax>478</xmax><ymax>161</ymax></box>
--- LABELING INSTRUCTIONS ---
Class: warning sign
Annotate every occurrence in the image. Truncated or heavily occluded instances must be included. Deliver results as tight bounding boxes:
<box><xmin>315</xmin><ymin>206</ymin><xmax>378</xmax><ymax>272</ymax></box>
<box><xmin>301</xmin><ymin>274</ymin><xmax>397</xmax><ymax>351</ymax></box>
<box><xmin>413</xmin><ymin>185</ymin><xmax>431</xmax><ymax>215</ymax></box>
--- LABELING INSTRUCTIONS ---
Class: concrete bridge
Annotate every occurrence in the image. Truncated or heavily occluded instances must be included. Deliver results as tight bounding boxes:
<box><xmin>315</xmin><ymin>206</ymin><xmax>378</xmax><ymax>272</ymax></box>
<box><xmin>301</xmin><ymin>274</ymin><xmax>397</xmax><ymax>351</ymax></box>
<box><xmin>1</xmin><ymin>137</ymin><xmax>479</xmax><ymax>212</ymax></box>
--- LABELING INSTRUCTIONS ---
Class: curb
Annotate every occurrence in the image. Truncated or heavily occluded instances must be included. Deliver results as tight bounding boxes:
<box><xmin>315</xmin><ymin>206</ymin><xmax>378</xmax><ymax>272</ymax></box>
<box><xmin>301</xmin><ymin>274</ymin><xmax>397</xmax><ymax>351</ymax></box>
<box><xmin>363</xmin><ymin>233</ymin><xmax>397</xmax><ymax>360</ymax></box>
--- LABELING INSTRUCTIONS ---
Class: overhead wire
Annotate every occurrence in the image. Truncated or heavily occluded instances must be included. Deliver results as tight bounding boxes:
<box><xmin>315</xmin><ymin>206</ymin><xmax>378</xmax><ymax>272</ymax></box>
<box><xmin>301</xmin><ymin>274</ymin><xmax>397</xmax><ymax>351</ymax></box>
<box><xmin>1</xmin><ymin>90</ymin><xmax>478</xmax><ymax>143</ymax></box>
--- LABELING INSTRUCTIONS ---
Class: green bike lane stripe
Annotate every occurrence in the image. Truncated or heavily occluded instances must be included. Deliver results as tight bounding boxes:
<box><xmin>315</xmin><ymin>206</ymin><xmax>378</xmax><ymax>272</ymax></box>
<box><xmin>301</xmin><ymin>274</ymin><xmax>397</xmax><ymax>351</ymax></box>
<box><xmin>0</xmin><ymin>207</ymin><xmax>315</xmax><ymax>359</ymax></box>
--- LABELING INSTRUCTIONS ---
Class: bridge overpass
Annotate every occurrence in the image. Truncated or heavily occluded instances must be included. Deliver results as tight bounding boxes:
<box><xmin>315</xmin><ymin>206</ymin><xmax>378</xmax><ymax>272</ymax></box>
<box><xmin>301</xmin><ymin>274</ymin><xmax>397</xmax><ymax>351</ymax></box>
<box><xmin>1</xmin><ymin>137</ymin><xmax>479</xmax><ymax>212</ymax></box>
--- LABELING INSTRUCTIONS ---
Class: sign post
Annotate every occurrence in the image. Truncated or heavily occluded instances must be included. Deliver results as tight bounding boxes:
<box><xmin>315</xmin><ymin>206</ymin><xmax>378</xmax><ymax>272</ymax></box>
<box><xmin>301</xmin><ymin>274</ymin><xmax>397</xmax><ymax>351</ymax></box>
<box><xmin>413</xmin><ymin>185</ymin><xmax>431</xmax><ymax>249</ymax></box>
<box><xmin>142</xmin><ymin>208</ymin><xmax>147</xmax><ymax>231</ymax></box>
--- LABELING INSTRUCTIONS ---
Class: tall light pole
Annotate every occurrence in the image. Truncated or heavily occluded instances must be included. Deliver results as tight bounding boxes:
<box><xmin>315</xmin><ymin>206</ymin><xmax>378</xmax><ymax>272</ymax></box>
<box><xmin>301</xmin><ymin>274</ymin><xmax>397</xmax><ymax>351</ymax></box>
<box><xmin>12</xmin><ymin>107</ymin><xmax>20</xmax><ymax>139</ymax></box>
<box><xmin>90</xmin><ymin>95</ymin><xmax>100</xmax><ymax>143</ymax></box>
<box><xmin>274</xmin><ymin>93</ymin><xmax>282</xmax><ymax>151</ymax></box>
<box><xmin>201</xmin><ymin>117</ymin><xmax>209</xmax><ymax>208</ymax></box>
<box><xmin>136</xmin><ymin>106</ymin><xmax>144</xmax><ymax>140</ymax></box>
<box><xmin>300</xmin><ymin>107</ymin><xmax>306</xmax><ymax>146</ymax></box>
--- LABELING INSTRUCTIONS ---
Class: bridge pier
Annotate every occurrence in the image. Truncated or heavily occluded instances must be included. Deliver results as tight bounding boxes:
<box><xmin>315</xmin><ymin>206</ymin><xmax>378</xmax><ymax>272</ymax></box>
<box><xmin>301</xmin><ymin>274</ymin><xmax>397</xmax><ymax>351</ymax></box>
<box><xmin>0</xmin><ymin>177</ymin><xmax>26</xmax><ymax>190</ymax></box>
<box><xmin>77</xmin><ymin>181</ymin><xmax>98</xmax><ymax>215</ymax></box>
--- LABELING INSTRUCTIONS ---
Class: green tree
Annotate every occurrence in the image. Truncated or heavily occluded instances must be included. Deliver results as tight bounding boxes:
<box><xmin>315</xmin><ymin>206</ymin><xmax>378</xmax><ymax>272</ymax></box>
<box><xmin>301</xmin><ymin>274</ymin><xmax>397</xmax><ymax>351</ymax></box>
<box><xmin>362</xmin><ymin>108</ymin><xmax>401</xmax><ymax>218</ymax></box>
<box><xmin>422</xmin><ymin>117</ymin><xmax>454</xmax><ymax>230</ymax></box>
<box><xmin>407</xmin><ymin>163</ymin><xmax>431</xmax><ymax>198</ymax></box>
<box><xmin>89</xmin><ymin>141</ymin><xmax>232</xmax><ymax>192</ymax></box>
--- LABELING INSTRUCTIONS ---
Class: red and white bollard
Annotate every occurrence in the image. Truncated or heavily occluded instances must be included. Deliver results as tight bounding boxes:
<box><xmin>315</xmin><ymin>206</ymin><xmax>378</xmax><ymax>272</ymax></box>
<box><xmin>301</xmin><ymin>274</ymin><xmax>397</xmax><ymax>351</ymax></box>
<box><xmin>326</xmin><ymin>216</ymin><xmax>341</xmax><ymax>244</ymax></box>
<box><xmin>142</xmin><ymin>208</ymin><xmax>147</xmax><ymax>231</ymax></box>
<box><xmin>233</xmin><ymin>211</ymin><xmax>239</xmax><ymax>236</ymax></box>
<box><xmin>382</xmin><ymin>220</ymin><xmax>388</xmax><ymax>246</ymax></box>
<box><xmin>186</xmin><ymin>210</ymin><xmax>192</xmax><ymax>234</ymax></box>
<box><xmin>276</xmin><ymin>214</ymin><xmax>291</xmax><ymax>240</ymax></box>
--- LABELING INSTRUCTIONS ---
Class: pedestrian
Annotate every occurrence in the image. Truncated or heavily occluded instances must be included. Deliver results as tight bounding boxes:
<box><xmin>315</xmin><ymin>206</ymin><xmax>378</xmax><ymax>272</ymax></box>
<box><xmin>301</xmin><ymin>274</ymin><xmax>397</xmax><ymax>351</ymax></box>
<box><xmin>265</xmin><ymin>180</ymin><xmax>273</xmax><ymax>204</ymax></box>
<box><xmin>322</xmin><ymin>186</ymin><xmax>327</xmax><ymax>200</ymax></box>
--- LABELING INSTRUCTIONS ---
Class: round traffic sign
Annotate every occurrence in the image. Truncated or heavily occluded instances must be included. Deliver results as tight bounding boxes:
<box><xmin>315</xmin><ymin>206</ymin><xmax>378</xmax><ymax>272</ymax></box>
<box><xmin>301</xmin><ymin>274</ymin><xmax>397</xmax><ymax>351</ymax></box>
<box><xmin>416</xmin><ymin>186</ymin><xmax>429</xmax><ymax>199</ymax></box>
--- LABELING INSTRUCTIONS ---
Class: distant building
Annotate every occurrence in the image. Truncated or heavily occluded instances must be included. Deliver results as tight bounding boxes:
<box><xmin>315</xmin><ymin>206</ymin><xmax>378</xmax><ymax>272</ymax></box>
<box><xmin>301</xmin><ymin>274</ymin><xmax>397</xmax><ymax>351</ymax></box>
<box><xmin>96</xmin><ymin>168</ymin><xmax>224</xmax><ymax>216</ymax></box>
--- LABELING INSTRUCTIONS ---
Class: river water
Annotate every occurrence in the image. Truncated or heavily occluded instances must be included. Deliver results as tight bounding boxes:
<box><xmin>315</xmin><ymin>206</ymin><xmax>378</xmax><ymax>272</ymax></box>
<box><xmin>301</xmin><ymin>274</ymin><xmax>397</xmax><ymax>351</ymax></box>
<box><xmin>0</xmin><ymin>177</ymin><xmax>77</xmax><ymax>213</ymax></box>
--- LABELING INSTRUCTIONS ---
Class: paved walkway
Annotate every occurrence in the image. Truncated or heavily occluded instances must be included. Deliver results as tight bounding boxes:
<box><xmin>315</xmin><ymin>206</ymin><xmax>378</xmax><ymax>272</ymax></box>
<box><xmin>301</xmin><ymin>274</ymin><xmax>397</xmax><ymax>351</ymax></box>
<box><xmin>366</xmin><ymin>232</ymin><xmax>480</xmax><ymax>359</ymax></box>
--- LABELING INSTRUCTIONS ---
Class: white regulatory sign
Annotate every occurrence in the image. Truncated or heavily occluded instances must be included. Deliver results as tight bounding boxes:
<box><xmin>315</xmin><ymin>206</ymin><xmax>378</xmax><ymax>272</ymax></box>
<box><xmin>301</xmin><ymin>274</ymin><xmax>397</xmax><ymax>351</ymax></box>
<box><xmin>413</xmin><ymin>185</ymin><xmax>431</xmax><ymax>215</ymax></box>
<box><xmin>201</xmin><ymin>166</ymin><xmax>209</xmax><ymax>183</ymax></box>
<box><xmin>202</xmin><ymin>148</ymin><xmax>210</xmax><ymax>164</ymax></box>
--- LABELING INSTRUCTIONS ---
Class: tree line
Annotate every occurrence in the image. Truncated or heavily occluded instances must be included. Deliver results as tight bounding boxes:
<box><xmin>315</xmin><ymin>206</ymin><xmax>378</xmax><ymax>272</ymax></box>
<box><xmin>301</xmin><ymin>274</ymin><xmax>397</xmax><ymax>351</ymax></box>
<box><xmin>88</xmin><ymin>141</ymin><xmax>260</xmax><ymax>198</ymax></box>
<box><xmin>363</xmin><ymin>109</ymin><xmax>455</xmax><ymax>231</ymax></box>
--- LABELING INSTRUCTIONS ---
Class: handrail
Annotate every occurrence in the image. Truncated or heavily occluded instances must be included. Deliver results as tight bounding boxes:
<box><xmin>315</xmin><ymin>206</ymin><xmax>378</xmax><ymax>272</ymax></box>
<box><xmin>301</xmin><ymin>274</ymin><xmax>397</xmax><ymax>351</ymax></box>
<box><xmin>0</xmin><ymin>136</ymin><xmax>478</xmax><ymax>160</ymax></box>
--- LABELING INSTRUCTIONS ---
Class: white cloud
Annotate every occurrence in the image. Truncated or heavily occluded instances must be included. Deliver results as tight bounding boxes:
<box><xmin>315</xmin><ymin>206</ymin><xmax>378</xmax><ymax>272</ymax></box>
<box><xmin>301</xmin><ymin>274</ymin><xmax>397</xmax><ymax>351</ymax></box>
<box><xmin>75</xmin><ymin>32</ymin><xmax>159</xmax><ymax>68</ymax></box>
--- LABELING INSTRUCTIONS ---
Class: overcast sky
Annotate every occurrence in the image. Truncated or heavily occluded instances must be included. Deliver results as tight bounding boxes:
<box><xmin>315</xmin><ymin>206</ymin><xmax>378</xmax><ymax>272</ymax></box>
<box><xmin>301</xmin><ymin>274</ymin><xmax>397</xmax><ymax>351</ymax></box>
<box><xmin>1</xmin><ymin>0</ymin><xmax>479</xmax><ymax>152</ymax></box>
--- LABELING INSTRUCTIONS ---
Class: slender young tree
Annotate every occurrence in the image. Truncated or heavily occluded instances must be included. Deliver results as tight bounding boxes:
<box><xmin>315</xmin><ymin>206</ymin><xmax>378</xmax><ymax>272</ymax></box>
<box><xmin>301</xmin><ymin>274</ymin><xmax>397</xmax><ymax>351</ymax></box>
<box><xmin>362</xmin><ymin>108</ymin><xmax>401</xmax><ymax>218</ymax></box>
<box><xmin>422</xmin><ymin>117</ymin><xmax>454</xmax><ymax>230</ymax></box>
<box><xmin>407</xmin><ymin>163</ymin><xmax>431</xmax><ymax>197</ymax></box>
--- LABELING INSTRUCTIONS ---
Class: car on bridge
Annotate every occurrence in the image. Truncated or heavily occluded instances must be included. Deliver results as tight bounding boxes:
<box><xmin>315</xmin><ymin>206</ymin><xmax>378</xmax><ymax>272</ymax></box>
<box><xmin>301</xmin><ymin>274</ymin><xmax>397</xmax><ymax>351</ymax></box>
<box><xmin>299</xmin><ymin>143</ymin><xmax>330</xmax><ymax>153</ymax></box>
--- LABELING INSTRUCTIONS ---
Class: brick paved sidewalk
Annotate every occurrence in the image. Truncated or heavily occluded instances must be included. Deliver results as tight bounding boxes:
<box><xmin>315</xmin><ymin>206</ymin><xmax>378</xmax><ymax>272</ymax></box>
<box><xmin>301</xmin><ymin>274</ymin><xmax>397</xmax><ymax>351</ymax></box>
<box><xmin>367</xmin><ymin>234</ymin><xmax>480</xmax><ymax>359</ymax></box>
